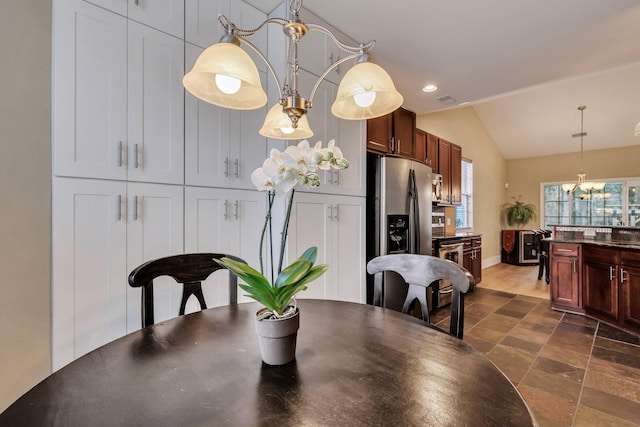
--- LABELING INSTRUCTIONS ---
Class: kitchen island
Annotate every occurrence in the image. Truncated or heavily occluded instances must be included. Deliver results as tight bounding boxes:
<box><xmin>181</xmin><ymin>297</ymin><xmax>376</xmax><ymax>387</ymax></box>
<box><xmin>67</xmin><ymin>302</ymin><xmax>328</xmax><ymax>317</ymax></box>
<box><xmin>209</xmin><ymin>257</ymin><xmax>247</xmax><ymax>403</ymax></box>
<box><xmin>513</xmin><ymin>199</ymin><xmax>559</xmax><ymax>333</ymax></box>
<box><xmin>548</xmin><ymin>225</ymin><xmax>640</xmax><ymax>335</ymax></box>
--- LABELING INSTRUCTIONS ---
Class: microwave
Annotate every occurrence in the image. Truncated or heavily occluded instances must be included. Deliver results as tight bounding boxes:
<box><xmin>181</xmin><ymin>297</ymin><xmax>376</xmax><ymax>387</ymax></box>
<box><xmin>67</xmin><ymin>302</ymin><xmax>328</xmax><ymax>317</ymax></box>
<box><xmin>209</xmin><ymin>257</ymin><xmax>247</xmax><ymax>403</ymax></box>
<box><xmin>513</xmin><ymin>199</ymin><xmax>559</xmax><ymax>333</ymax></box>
<box><xmin>432</xmin><ymin>173</ymin><xmax>443</xmax><ymax>203</ymax></box>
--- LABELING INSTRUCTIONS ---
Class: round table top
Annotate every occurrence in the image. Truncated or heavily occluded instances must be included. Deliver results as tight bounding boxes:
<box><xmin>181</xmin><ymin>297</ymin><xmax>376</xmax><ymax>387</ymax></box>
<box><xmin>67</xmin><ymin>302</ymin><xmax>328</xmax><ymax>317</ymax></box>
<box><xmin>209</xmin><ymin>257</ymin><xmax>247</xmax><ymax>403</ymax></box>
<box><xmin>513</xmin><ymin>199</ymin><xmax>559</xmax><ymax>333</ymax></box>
<box><xmin>1</xmin><ymin>300</ymin><xmax>536</xmax><ymax>426</ymax></box>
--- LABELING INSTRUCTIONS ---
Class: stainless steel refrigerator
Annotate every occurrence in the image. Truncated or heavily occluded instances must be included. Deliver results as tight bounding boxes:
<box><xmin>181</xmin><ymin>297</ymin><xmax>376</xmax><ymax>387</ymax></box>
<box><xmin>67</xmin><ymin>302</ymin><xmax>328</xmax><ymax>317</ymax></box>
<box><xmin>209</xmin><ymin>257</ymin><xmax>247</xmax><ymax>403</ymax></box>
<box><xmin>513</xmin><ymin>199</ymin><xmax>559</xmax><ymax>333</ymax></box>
<box><xmin>366</xmin><ymin>153</ymin><xmax>433</xmax><ymax>311</ymax></box>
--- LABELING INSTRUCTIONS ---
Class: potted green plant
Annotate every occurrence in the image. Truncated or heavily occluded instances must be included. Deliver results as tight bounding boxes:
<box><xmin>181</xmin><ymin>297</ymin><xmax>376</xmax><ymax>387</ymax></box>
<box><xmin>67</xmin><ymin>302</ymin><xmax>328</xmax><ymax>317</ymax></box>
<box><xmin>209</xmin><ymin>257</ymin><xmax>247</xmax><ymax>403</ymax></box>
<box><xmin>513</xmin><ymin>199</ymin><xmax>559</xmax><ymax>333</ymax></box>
<box><xmin>215</xmin><ymin>139</ymin><xmax>348</xmax><ymax>365</ymax></box>
<box><xmin>502</xmin><ymin>196</ymin><xmax>536</xmax><ymax>229</ymax></box>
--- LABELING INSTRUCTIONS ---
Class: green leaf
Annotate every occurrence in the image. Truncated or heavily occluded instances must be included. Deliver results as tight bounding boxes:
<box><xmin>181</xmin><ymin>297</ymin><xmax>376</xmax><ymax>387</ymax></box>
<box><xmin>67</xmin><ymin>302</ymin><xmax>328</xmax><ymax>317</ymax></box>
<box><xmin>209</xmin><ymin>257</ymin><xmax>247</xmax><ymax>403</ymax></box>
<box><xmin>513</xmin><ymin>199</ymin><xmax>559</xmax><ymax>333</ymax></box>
<box><xmin>274</xmin><ymin>259</ymin><xmax>312</xmax><ymax>288</ymax></box>
<box><xmin>298</xmin><ymin>246</ymin><xmax>318</xmax><ymax>263</ymax></box>
<box><xmin>297</xmin><ymin>264</ymin><xmax>329</xmax><ymax>287</ymax></box>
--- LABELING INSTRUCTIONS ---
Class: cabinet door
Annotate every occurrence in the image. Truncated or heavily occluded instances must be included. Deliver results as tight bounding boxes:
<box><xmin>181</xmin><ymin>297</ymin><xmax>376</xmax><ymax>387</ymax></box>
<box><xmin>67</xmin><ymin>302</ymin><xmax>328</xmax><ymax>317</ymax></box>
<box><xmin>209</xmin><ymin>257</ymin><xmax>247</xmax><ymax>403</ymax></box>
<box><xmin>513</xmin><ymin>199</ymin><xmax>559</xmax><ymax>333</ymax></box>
<box><xmin>53</xmin><ymin>1</ymin><xmax>127</xmax><ymax>180</ymax></box>
<box><xmin>126</xmin><ymin>182</ymin><xmax>184</xmax><ymax>331</ymax></box>
<box><xmin>333</xmin><ymin>197</ymin><xmax>366</xmax><ymax>303</ymax></box>
<box><xmin>331</xmin><ymin>115</ymin><xmax>365</xmax><ymax>196</ymax></box>
<box><xmin>128</xmin><ymin>0</ymin><xmax>184</xmax><ymax>38</ymax></box>
<box><xmin>621</xmin><ymin>264</ymin><xmax>640</xmax><ymax>330</ymax></box>
<box><xmin>128</xmin><ymin>22</ymin><xmax>184</xmax><ymax>185</ymax></box>
<box><xmin>426</xmin><ymin>133</ymin><xmax>439</xmax><ymax>172</ymax></box>
<box><xmin>52</xmin><ymin>178</ymin><xmax>127</xmax><ymax>371</ymax></box>
<box><xmin>393</xmin><ymin>108</ymin><xmax>415</xmax><ymax>159</ymax></box>
<box><xmin>367</xmin><ymin>113</ymin><xmax>393</xmax><ymax>153</ymax></box>
<box><xmin>82</xmin><ymin>0</ymin><xmax>127</xmax><ymax>16</ymax></box>
<box><xmin>450</xmin><ymin>143</ymin><xmax>462</xmax><ymax>205</ymax></box>
<box><xmin>185</xmin><ymin>0</ymin><xmax>230</xmax><ymax>48</ymax></box>
<box><xmin>439</xmin><ymin>139</ymin><xmax>451</xmax><ymax>203</ymax></box>
<box><xmin>472</xmin><ymin>248</ymin><xmax>482</xmax><ymax>284</ymax></box>
<box><xmin>550</xmin><ymin>256</ymin><xmax>581</xmax><ymax>310</ymax></box>
<box><xmin>583</xmin><ymin>257</ymin><xmax>618</xmax><ymax>322</ymax></box>
<box><xmin>415</xmin><ymin>129</ymin><xmax>427</xmax><ymax>164</ymax></box>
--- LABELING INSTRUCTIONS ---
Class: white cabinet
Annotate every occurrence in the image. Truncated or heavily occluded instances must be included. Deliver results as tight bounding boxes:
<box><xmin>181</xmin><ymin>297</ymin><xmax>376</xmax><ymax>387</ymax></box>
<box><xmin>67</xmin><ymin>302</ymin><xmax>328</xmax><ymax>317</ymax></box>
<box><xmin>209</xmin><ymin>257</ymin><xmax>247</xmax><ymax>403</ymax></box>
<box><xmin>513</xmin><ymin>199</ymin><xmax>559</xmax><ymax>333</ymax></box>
<box><xmin>184</xmin><ymin>186</ymin><xmax>267</xmax><ymax>304</ymax></box>
<box><xmin>52</xmin><ymin>177</ymin><xmax>184</xmax><ymax>370</ymax></box>
<box><xmin>83</xmin><ymin>0</ymin><xmax>184</xmax><ymax>38</ymax></box>
<box><xmin>185</xmin><ymin>0</ymin><xmax>230</xmax><ymax>49</ymax></box>
<box><xmin>53</xmin><ymin>1</ymin><xmax>184</xmax><ymax>184</ymax></box>
<box><xmin>286</xmin><ymin>192</ymin><xmax>366</xmax><ymax>303</ymax></box>
<box><xmin>127</xmin><ymin>21</ymin><xmax>184</xmax><ymax>185</ymax></box>
<box><xmin>184</xmin><ymin>44</ymin><xmax>267</xmax><ymax>189</ymax></box>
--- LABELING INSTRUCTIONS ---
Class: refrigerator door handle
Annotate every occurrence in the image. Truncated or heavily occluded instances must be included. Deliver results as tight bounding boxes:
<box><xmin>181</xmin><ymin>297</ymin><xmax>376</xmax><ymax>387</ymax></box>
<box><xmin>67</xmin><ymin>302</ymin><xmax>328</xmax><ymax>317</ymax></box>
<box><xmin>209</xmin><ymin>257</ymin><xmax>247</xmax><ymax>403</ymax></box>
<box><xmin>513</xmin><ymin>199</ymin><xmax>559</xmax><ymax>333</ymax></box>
<box><xmin>412</xmin><ymin>169</ymin><xmax>420</xmax><ymax>254</ymax></box>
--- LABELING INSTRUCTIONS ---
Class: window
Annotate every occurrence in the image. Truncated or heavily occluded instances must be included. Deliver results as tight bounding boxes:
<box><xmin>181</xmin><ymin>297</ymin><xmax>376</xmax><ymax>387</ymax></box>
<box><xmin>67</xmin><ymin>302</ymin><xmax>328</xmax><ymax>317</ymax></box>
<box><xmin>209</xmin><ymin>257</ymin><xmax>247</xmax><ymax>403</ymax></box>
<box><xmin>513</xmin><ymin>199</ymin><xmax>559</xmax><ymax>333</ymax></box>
<box><xmin>456</xmin><ymin>158</ymin><xmax>473</xmax><ymax>229</ymax></box>
<box><xmin>542</xmin><ymin>181</ymin><xmax>634</xmax><ymax>227</ymax></box>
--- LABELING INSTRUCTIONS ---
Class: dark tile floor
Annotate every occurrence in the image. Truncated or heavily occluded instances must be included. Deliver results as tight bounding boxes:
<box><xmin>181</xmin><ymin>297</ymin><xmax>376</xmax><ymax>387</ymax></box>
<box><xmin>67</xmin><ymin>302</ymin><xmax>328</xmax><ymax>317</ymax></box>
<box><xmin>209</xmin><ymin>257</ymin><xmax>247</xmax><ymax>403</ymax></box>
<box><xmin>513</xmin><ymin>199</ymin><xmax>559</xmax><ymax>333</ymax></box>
<box><xmin>431</xmin><ymin>287</ymin><xmax>640</xmax><ymax>426</ymax></box>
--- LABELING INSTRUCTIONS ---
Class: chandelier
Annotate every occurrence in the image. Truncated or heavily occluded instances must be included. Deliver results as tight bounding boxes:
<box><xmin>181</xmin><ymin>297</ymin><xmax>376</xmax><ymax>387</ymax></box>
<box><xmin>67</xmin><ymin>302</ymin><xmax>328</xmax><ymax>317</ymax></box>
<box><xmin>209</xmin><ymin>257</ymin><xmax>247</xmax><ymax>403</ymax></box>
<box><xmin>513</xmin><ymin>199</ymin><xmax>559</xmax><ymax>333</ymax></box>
<box><xmin>183</xmin><ymin>0</ymin><xmax>403</xmax><ymax>140</ymax></box>
<box><xmin>561</xmin><ymin>105</ymin><xmax>606</xmax><ymax>193</ymax></box>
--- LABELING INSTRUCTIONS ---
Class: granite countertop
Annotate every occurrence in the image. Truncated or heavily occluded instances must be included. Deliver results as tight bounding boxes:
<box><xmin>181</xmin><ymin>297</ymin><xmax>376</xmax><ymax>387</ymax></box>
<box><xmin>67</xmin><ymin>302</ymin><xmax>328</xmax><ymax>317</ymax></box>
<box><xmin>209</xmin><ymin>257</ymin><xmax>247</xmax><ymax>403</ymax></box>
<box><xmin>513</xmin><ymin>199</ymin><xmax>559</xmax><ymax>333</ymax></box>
<box><xmin>546</xmin><ymin>237</ymin><xmax>640</xmax><ymax>252</ymax></box>
<box><xmin>433</xmin><ymin>232</ymin><xmax>481</xmax><ymax>240</ymax></box>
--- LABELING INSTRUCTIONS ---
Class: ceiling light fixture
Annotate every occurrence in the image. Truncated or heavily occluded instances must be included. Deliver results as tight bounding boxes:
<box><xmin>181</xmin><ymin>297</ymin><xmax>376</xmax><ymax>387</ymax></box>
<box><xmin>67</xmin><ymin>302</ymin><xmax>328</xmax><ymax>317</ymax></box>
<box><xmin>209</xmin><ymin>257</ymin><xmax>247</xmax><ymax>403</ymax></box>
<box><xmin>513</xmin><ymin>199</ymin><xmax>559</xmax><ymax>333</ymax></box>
<box><xmin>635</xmin><ymin>120</ymin><xmax>640</xmax><ymax>136</ymax></box>
<box><xmin>561</xmin><ymin>105</ymin><xmax>606</xmax><ymax>194</ymax></box>
<box><xmin>183</xmin><ymin>0</ymin><xmax>403</xmax><ymax>140</ymax></box>
<box><xmin>422</xmin><ymin>84</ymin><xmax>438</xmax><ymax>92</ymax></box>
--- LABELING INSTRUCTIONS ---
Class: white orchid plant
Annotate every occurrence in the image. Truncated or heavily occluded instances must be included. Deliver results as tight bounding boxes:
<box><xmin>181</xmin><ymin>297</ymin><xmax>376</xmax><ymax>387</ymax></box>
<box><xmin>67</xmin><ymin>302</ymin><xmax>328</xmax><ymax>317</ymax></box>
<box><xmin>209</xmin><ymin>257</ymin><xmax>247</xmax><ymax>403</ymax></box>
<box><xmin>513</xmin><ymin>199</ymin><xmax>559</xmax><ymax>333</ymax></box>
<box><xmin>214</xmin><ymin>140</ymin><xmax>349</xmax><ymax>319</ymax></box>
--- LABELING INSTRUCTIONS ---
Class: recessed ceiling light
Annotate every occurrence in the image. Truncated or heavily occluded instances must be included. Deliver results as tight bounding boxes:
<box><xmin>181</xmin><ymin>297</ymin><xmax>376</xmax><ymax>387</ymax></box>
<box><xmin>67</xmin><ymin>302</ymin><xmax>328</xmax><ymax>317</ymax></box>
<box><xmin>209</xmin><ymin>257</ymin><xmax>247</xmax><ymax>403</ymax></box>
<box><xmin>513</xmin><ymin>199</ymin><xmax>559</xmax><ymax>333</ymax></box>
<box><xmin>422</xmin><ymin>84</ymin><xmax>438</xmax><ymax>92</ymax></box>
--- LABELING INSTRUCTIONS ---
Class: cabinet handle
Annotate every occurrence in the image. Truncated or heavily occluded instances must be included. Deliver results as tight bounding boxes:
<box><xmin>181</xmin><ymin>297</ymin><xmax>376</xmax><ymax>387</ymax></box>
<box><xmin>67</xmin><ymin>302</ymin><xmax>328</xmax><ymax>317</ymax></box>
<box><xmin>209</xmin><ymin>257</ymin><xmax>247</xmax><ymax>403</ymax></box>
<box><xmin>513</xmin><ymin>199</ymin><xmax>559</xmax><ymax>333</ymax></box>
<box><xmin>224</xmin><ymin>157</ymin><xmax>229</xmax><ymax>178</ymax></box>
<box><xmin>334</xmin><ymin>205</ymin><xmax>339</xmax><ymax>222</ymax></box>
<box><xmin>572</xmin><ymin>259</ymin><xmax>576</xmax><ymax>273</ymax></box>
<box><xmin>234</xmin><ymin>158</ymin><xmax>239</xmax><ymax>178</ymax></box>
<box><xmin>133</xmin><ymin>143</ymin><xmax>139</xmax><ymax>169</ymax></box>
<box><xmin>391</xmin><ymin>137</ymin><xmax>395</xmax><ymax>152</ymax></box>
<box><xmin>224</xmin><ymin>200</ymin><xmax>229</xmax><ymax>220</ymax></box>
<box><xmin>557</xmin><ymin>249</ymin><xmax>573</xmax><ymax>252</ymax></box>
<box><xmin>234</xmin><ymin>200</ymin><xmax>239</xmax><ymax>220</ymax></box>
<box><xmin>335</xmin><ymin>169</ymin><xmax>340</xmax><ymax>185</ymax></box>
<box><xmin>609</xmin><ymin>266</ymin><xmax>615</xmax><ymax>282</ymax></box>
<box><xmin>327</xmin><ymin>204</ymin><xmax>333</xmax><ymax>222</ymax></box>
<box><xmin>134</xmin><ymin>0</ymin><xmax>139</xmax><ymax>5</ymax></box>
<box><xmin>116</xmin><ymin>195</ymin><xmax>122</xmax><ymax>221</ymax></box>
<box><xmin>117</xmin><ymin>141</ymin><xmax>123</xmax><ymax>167</ymax></box>
<box><xmin>621</xmin><ymin>268</ymin><xmax>627</xmax><ymax>283</ymax></box>
<box><xmin>133</xmin><ymin>196</ymin><xmax>138</xmax><ymax>221</ymax></box>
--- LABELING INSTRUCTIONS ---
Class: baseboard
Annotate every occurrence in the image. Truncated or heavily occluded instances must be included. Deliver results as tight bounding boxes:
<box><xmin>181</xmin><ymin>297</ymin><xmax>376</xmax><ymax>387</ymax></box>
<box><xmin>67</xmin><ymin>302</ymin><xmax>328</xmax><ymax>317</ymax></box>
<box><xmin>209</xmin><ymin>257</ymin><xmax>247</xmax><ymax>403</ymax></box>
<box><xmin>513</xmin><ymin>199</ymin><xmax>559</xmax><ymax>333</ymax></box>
<box><xmin>482</xmin><ymin>256</ymin><xmax>501</xmax><ymax>269</ymax></box>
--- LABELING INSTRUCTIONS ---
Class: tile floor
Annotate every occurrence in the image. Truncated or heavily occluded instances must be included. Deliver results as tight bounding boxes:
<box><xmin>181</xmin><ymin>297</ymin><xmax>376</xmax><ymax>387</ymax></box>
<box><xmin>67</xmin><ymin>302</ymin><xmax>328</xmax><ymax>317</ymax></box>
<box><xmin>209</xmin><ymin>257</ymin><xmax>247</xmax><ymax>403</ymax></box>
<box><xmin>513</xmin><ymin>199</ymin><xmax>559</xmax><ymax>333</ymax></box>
<box><xmin>431</xmin><ymin>286</ymin><xmax>640</xmax><ymax>426</ymax></box>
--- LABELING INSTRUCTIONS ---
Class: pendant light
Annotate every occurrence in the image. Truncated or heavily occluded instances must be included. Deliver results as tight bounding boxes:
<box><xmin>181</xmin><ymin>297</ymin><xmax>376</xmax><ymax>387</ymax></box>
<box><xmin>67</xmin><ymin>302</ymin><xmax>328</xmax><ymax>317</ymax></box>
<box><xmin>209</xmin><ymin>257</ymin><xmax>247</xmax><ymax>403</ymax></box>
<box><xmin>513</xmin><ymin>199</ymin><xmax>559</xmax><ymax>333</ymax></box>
<box><xmin>562</xmin><ymin>105</ymin><xmax>606</xmax><ymax>193</ymax></box>
<box><xmin>182</xmin><ymin>0</ymin><xmax>403</xmax><ymax>139</ymax></box>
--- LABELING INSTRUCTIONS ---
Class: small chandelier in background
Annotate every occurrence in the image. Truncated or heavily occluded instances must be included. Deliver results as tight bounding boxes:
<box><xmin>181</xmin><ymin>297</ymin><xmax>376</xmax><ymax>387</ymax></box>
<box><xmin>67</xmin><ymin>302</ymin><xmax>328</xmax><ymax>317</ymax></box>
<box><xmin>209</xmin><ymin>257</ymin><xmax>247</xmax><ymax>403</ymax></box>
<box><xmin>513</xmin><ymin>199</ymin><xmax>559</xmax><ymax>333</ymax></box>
<box><xmin>561</xmin><ymin>105</ymin><xmax>606</xmax><ymax>194</ymax></box>
<box><xmin>183</xmin><ymin>0</ymin><xmax>403</xmax><ymax>140</ymax></box>
<box><xmin>635</xmin><ymin>120</ymin><xmax>640</xmax><ymax>137</ymax></box>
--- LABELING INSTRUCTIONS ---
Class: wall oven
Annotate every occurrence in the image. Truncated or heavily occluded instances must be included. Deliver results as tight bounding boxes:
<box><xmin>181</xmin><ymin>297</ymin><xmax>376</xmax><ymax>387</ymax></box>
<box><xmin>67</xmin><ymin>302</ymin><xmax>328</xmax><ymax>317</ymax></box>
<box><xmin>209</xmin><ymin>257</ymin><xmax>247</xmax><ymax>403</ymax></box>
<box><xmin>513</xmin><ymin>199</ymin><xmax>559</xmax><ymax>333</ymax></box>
<box><xmin>435</xmin><ymin>241</ymin><xmax>464</xmax><ymax>308</ymax></box>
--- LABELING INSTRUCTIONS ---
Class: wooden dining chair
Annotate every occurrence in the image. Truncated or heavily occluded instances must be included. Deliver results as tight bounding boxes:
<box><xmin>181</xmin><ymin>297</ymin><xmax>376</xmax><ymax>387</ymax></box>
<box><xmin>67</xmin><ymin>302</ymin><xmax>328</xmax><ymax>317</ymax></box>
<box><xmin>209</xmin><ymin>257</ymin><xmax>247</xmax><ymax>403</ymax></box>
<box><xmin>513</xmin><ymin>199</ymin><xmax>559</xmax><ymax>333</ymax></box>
<box><xmin>128</xmin><ymin>253</ymin><xmax>246</xmax><ymax>327</ymax></box>
<box><xmin>366</xmin><ymin>254</ymin><xmax>475</xmax><ymax>339</ymax></box>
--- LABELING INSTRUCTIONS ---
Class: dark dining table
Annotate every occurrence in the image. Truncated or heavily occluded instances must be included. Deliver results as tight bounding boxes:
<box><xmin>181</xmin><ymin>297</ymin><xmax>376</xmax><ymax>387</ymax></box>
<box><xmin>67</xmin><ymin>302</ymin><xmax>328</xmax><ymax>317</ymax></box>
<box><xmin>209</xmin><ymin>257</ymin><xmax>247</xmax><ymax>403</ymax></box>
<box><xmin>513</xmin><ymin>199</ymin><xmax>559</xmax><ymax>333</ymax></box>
<box><xmin>1</xmin><ymin>299</ymin><xmax>537</xmax><ymax>426</ymax></box>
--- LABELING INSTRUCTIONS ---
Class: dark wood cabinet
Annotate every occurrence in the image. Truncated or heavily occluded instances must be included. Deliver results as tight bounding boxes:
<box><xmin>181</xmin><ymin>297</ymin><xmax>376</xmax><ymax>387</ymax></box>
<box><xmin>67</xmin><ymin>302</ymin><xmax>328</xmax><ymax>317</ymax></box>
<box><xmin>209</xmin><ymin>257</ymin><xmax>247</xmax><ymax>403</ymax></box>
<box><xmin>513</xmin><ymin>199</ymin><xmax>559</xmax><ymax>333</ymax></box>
<box><xmin>463</xmin><ymin>237</ymin><xmax>482</xmax><ymax>285</ymax></box>
<box><xmin>438</xmin><ymin>139</ymin><xmax>451</xmax><ymax>203</ymax></box>
<box><xmin>366</xmin><ymin>108</ymin><xmax>416</xmax><ymax>158</ymax></box>
<box><xmin>415</xmin><ymin>128</ymin><xmax>426</xmax><ymax>164</ymax></box>
<box><xmin>451</xmin><ymin>143</ymin><xmax>462</xmax><ymax>205</ymax></box>
<box><xmin>620</xmin><ymin>250</ymin><xmax>640</xmax><ymax>330</ymax></box>
<box><xmin>426</xmin><ymin>133</ymin><xmax>439</xmax><ymax>171</ymax></box>
<box><xmin>550</xmin><ymin>243</ymin><xmax>583</xmax><ymax>313</ymax></box>
<box><xmin>583</xmin><ymin>246</ymin><xmax>619</xmax><ymax>322</ymax></box>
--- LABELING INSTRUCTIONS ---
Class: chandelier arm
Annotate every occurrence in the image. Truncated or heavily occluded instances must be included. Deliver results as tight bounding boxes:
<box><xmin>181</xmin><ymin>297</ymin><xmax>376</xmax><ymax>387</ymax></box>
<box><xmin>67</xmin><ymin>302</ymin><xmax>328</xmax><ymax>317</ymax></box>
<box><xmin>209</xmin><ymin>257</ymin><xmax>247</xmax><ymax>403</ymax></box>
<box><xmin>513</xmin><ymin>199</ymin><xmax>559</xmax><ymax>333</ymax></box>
<box><xmin>306</xmin><ymin>23</ymin><xmax>376</xmax><ymax>54</ymax></box>
<box><xmin>219</xmin><ymin>15</ymin><xmax>288</xmax><ymax>37</ymax></box>
<box><xmin>235</xmin><ymin>36</ymin><xmax>283</xmax><ymax>100</ymax></box>
<box><xmin>307</xmin><ymin>53</ymin><xmax>360</xmax><ymax>105</ymax></box>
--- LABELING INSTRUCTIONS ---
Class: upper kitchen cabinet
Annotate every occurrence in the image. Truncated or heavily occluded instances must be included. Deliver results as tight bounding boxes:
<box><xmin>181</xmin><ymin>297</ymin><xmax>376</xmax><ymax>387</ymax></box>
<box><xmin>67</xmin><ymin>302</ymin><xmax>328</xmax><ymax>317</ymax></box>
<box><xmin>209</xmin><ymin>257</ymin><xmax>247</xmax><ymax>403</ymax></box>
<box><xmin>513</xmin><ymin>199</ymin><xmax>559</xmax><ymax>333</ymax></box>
<box><xmin>53</xmin><ymin>1</ymin><xmax>184</xmax><ymax>184</ymax></box>
<box><xmin>83</xmin><ymin>0</ymin><xmax>184</xmax><ymax>38</ymax></box>
<box><xmin>185</xmin><ymin>0</ymin><xmax>231</xmax><ymax>49</ymax></box>
<box><xmin>296</xmin><ymin>21</ymin><xmax>347</xmax><ymax>85</ymax></box>
<box><xmin>415</xmin><ymin>128</ymin><xmax>426</xmax><ymax>164</ymax></box>
<box><xmin>426</xmin><ymin>132</ymin><xmax>439</xmax><ymax>171</ymax></box>
<box><xmin>437</xmin><ymin>138</ymin><xmax>462</xmax><ymax>205</ymax></box>
<box><xmin>184</xmin><ymin>44</ymin><xmax>267</xmax><ymax>190</ymax></box>
<box><xmin>367</xmin><ymin>107</ymin><xmax>416</xmax><ymax>158</ymax></box>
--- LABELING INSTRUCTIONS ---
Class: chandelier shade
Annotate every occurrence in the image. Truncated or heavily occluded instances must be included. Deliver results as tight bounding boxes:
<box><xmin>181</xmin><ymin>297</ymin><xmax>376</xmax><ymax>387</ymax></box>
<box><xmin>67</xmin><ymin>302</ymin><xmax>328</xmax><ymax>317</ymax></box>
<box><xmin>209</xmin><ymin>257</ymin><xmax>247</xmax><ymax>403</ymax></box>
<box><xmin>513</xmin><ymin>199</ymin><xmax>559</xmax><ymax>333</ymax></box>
<box><xmin>260</xmin><ymin>103</ymin><xmax>313</xmax><ymax>140</ymax></box>
<box><xmin>183</xmin><ymin>42</ymin><xmax>267</xmax><ymax>110</ymax></box>
<box><xmin>331</xmin><ymin>60</ymin><xmax>404</xmax><ymax>120</ymax></box>
<box><xmin>635</xmin><ymin>121</ymin><xmax>640</xmax><ymax>136</ymax></box>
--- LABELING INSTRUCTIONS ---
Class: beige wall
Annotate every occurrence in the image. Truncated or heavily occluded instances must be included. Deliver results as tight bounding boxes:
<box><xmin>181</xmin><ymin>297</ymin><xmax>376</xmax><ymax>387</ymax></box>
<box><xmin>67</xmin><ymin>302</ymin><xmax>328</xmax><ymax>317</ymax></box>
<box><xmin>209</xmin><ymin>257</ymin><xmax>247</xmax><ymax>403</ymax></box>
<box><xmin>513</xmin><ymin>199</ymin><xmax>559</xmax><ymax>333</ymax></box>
<box><xmin>506</xmin><ymin>145</ymin><xmax>640</xmax><ymax>227</ymax></box>
<box><xmin>0</xmin><ymin>0</ymin><xmax>52</xmax><ymax>411</ymax></box>
<box><xmin>417</xmin><ymin>107</ymin><xmax>507</xmax><ymax>265</ymax></box>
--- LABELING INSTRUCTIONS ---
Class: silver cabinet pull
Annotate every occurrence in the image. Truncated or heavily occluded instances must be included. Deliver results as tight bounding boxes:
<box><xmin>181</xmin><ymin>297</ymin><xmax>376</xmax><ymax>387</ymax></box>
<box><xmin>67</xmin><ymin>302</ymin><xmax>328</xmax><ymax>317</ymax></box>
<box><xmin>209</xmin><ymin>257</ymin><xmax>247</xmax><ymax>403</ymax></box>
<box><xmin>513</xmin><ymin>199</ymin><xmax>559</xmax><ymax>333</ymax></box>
<box><xmin>572</xmin><ymin>259</ymin><xmax>576</xmax><ymax>273</ymax></box>
<box><xmin>116</xmin><ymin>195</ymin><xmax>122</xmax><ymax>221</ymax></box>
<box><xmin>117</xmin><ymin>141</ymin><xmax>123</xmax><ymax>167</ymax></box>
<box><xmin>234</xmin><ymin>158</ymin><xmax>239</xmax><ymax>178</ymax></box>
<box><xmin>609</xmin><ymin>266</ymin><xmax>615</xmax><ymax>282</ymax></box>
<box><xmin>134</xmin><ymin>0</ymin><xmax>139</xmax><ymax>5</ymax></box>
<box><xmin>334</xmin><ymin>205</ymin><xmax>339</xmax><ymax>222</ymax></box>
<box><xmin>133</xmin><ymin>196</ymin><xmax>138</xmax><ymax>221</ymax></box>
<box><xmin>557</xmin><ymin>248</ymin><xmax>573</xmax><ymax>252</ymax></box>
<box><xmin>327</xmin><ymin>204</ymin><xmax>333</xmax><ymax>221</ymax></box>
<box><xmin>133</xmin><ymin>143</ymin><xmax>139</xmax><ymax>168</ymax></box>
<box><xmin>335</xmin><ymin>169</ymin><xmax>340</xmax><ymax>185</ymax></box>
<box><xmin>621</xmin><ymin>268</ymin><xmax>627</xmax><ymax>283</ymax></box>
<box><xmin>224</xmin><ymin>200</ymin><xmax>229</xmax><ymax>220</ymax></box>
<box><xmin>224</xmin><ymin>157</ymin><xmax>229</xmax><ymax>178</ymax></box>
<box><xmin>234</xmin><ymin>200</ymin><xmax>239</xmax><ymax>220</ymax></box>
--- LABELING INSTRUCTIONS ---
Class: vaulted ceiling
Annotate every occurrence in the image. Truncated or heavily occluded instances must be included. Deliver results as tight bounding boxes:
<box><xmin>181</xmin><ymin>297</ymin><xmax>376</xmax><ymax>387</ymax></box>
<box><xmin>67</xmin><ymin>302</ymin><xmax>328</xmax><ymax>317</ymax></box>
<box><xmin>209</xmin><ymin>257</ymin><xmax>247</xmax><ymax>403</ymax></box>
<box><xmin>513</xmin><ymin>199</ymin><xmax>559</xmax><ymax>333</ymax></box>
<box><xmin>243</xmin><ymin>0</ymin><xmax>640</xmax><ymax>160</ymax></box>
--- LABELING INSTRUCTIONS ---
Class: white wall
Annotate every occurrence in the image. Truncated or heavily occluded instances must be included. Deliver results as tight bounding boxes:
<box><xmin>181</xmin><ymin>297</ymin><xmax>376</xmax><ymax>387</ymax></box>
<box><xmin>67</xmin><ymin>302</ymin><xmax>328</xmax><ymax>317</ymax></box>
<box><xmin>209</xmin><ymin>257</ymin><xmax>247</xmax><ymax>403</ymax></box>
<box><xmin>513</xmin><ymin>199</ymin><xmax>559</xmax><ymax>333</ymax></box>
<box><xmin>0</xmin><ymin>0</ymin><xmax>52</xmax><ymax>411</ymax></box>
